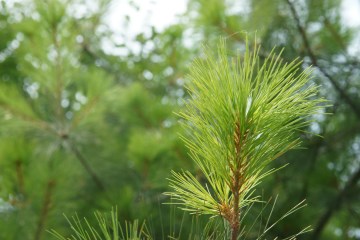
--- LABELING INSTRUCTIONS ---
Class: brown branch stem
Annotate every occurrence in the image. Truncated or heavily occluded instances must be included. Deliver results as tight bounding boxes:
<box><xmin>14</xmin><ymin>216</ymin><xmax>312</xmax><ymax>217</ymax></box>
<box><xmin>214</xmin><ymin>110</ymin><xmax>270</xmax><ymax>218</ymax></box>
<box><xmin>229</xmin><ymin>121</ymin><xmax>246</xmax><ymax>240</ymax></box>
<box><xmin>311</xmin><ymin>166</ymin><xmax>360</xmax><ymax>239</ymax></box>
<box><xmin>285</xmin><ymin>1</ymin><xmax>360</xmax><ymax>238</ymax></box>
<box><xmin>15</xmin><ymin>160</ymin><xmax>25</xmax><ymax>196</ymax></box>
<box><xmin>67</xmin><ymin>141</ymin><xmax>115</xmax><ymax>204</ymax></box>
<box><xmin>33</xmin><ymin>179</ymin><xmax>56</xmax><ymax>240</ymax></box>
<box><xmin>285</xmin><ymin>0</ymin><xmax>360</xmax><ymax>119</ymax></box>
<box><xmin>231</xmin><ymin>169</ymin><xmax>241</xmax><ymax>240</ymax></box>
<box><xmin>68</xmin><ymin>141</ymin><xmax>106</xmax><ymax>192</ymax></box>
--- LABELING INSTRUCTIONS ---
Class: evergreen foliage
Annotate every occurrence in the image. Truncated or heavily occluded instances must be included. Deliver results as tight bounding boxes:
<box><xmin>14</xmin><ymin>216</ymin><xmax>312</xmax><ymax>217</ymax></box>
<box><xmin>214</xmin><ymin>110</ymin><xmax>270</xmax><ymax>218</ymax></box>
<box><xmin>49</xmin><ymin>209</ymin><xmax>151</xmax><ymax>240</ymax></box>
<box><xmin>166</xmin><ymin>38</ymin><xmax>325</xmax><ymax>239</ymax></box>
<box><xmin>0</xmin><ymin>0</ymin><xmax>359</xmax><ymax>239</ymax></box>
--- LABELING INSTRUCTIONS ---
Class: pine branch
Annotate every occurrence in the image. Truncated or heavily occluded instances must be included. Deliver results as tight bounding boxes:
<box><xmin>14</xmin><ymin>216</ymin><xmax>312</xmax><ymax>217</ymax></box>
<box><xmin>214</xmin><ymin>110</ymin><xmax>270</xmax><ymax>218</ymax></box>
<box><xmin>285</xmin><ymin>1</ymin><xmax>360</xmax><ymax>238</ymax></box>
<box><xmin>34</xmin><ymin>179</ymin><xmax>56</xmax><ymax>240</ymax></box>
<box><xmin>15</xmin><ymin>160</ymin><xmax>25</xmax><ymax>196</ymax></box>
<box><xmin>166</xmin><ymin>36</ymin><xmax>325</xmax><ymax>239</ymax></box>
<box><xmin>51</xmin><ymin>24</ymin><xmax>65</xmax><ymax>124</ymax></box>
<box><xmin>285</xmin><ymin>0</ymin><xmax>360</xmax><ymax>118</ymax></box>
<box><xmin>67</xmin><ymin>141</ymin><xmax>106</xmax><ymax>192</ymax></box>
<box><xmin>311</xmin><ymin>166</ymin><xmax>360</xmax><ymax>240</ymax></box>
<box><xmin>0</xmin><ymin>102</ymin><xmax>51</xmax><ymax>131</ymax></box>
<box><xmin>66</xmin><ymin>139</ymin><xmax>114</xmax><ymax>204</ymax></box>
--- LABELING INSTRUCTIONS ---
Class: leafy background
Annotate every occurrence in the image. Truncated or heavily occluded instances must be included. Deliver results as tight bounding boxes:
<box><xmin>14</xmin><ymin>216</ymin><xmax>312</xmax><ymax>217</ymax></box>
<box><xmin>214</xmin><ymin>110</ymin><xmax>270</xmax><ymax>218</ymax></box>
<box><xmin>0</xmin><ymin>0</ymin><xmax>359</xmax><ymax>239</ymax></box>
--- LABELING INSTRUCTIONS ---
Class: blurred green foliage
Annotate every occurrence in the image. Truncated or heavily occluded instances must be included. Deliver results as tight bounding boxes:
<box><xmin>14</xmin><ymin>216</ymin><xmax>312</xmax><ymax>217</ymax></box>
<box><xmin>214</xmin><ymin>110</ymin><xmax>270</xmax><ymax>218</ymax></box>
<box><xmin>0</xmin><ymin>0</ymin><xmax>359</xmax><ymax>239</ymax></box>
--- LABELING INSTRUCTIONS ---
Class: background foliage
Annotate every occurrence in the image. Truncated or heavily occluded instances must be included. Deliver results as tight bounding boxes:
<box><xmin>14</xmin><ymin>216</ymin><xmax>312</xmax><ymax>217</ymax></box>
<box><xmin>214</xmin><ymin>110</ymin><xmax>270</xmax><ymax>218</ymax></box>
<box><xmin>0</xmin><ymin>0</ymin><xmax>359</xmax><ymax>239</ymax></box>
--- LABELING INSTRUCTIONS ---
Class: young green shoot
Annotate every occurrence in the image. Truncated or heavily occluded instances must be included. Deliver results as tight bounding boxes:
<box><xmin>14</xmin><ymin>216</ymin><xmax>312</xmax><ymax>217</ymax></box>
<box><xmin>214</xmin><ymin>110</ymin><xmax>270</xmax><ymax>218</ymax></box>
<box><xmin>165</xmin><ymin>37</ymin><xmax>325</xmax><ymax>240</ymax></box>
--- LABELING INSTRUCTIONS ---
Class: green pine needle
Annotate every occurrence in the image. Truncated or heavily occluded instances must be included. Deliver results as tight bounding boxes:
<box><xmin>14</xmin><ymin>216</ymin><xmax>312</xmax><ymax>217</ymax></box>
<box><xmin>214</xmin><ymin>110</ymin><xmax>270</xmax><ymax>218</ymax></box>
<box><xmin>48</xmin><ymin>208</ymin><xmax>151</xmax><ymax>240</ymax></box>
<box><xmin>165</xmin><ymin>36</ymin><xmax>326</xmax><ymax>221</ymax></box>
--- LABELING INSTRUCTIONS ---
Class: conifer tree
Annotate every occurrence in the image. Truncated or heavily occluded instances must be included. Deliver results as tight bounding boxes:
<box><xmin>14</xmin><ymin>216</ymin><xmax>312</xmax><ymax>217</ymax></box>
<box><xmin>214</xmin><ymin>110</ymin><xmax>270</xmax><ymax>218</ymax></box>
<box><xmin>0</xmin><ymin>1</ymin><xmax>117</xmax><ymax>238</ymax></box>
<box><xmin>0</xmin><ymin>1</ymin><xmax>189</xmax><ymax>238</ymax></box>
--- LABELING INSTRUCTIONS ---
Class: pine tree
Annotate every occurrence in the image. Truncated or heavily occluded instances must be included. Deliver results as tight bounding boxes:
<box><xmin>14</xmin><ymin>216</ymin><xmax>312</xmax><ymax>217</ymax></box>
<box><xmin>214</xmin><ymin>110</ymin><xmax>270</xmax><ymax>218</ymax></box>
<box><xmin>0</xmin><ymin>1</ymin><xmax>116</xmax><ymax>238</ymax></box>
<box><xmin>0</xmin><ymin>1</ymin><xmax>189</xmax><ymax>238</ymax></box>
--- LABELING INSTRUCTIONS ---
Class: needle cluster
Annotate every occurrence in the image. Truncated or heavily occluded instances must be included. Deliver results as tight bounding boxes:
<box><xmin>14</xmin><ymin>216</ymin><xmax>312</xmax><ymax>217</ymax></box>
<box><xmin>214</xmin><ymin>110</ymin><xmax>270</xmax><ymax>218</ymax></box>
<box><xmin>166</xmin><ymin>37</ymin><xmax>325</xmax><ymax>239</ymax></box>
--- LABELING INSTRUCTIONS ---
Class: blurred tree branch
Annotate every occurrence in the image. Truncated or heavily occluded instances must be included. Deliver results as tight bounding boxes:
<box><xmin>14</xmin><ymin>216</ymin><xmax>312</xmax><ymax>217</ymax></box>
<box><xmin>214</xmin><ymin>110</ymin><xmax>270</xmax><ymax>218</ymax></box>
<box><xmin>67</xmin><ymin>140</ymin><xmax>105</xmax><ymax>191</ymax></box>
<box><xmin>285</xmin><ymin>0</ymin><xmax>360</xmax><ymax>239</ymax></box>
<box><xmin>311</xmin><ymin>167</ymin><xmax>360</xmax><ymax>239</ymax></box>
<box><xmin>67</xmin><ymin>140</ymin><xmax>115</xmax><ymax>204</ymax></box>
<box><xmin>33</xmin><ymin>179</ymin><xmax>56</xmax><ymax>240</ymax></box>
<box><xmin>285</xmin><ymin>0</ymin><xmax>360</xmax><ymax>119</ymax></box>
